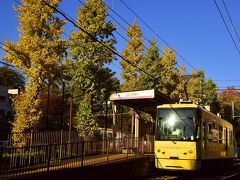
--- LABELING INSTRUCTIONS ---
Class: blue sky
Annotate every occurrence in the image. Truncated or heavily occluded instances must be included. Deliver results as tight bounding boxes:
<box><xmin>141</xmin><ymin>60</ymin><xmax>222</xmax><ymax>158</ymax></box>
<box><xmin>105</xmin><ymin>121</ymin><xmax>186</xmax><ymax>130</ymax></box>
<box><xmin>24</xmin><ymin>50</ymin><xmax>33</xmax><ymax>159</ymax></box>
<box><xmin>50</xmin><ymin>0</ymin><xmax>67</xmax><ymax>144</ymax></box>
<box><xmin>1</xmin><ymin>0</ymin><xmax>240</xmax><ymax>89</ymax></box>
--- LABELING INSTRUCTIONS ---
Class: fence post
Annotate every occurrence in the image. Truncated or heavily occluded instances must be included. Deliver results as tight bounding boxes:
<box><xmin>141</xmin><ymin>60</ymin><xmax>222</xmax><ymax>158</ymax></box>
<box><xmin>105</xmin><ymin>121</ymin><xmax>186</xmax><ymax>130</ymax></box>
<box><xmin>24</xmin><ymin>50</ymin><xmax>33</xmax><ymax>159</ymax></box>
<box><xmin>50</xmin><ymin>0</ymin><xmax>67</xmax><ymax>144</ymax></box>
<box><xmin>127</xmin><ymin>138</ymin><xmax>129</xmax><ymax>159</ymax></box>
<box><xmin>47</xmin><ymin>143</ymin><xmax>52</xmax><ymax>174</ymax></box>
<box><xmin>28</xmin><ymin>131</ymin><xmax>33</xmax><ymax>165</ymax></box>
<box><xmin>59</xmin><ymin>130</ymin><xmax>63</xmax><ymax>160</ymax></box>
<box><xmin>81</xmin><ymin>141</ymin><xmax>84</xmax><ymax>167</ymax></box>
<box><xmin>107</xmin><ymin>140</ymin><xmax>109</xmax><ymax>164</ymax></box>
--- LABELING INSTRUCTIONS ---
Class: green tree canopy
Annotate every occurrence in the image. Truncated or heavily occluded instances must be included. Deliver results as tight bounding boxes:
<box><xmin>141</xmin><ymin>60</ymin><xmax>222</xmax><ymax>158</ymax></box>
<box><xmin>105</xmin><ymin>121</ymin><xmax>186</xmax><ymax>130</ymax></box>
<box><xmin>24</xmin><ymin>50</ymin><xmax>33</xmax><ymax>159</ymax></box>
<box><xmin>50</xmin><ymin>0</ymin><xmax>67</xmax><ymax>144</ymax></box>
<box><xmin>203</xmin><ymin>78</ymin><xmax>220</xmax><ymax>113</ymax></box>
<box><xmin>138</xmin><ymin>39</ymin><xmax>162</xmax><ymax>90</ymax></box>
<box><xmin>74</xmin><ymin>100</ymin><xmax>98</xmax><ymax>138</ymax></box>
<box><xmin>69</xmin><ymin>0</ymin><xmax>119</xmax><ymax>137</ymax></box>
<box><xmin>69</xmin><ymin>0</ymin><xmax>117</xmax><ymax>97</ymax></box>
<box><xmin>69</xmin><ymin>0</ymin><xmax>116</xmax><ymax>66</ymax></box>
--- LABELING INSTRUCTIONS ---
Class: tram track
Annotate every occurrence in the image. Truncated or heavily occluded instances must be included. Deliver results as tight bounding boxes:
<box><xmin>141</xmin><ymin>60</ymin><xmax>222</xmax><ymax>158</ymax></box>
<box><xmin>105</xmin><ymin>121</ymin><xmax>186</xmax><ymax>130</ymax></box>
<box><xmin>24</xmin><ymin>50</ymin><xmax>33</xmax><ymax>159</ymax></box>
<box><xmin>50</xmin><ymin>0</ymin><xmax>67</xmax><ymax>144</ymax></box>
<box><xmin>145</xmin><ymin>159</ymin><xmax>240</xmax><ymax>180</ymax></box>
<box><xmin>219</xmin><ymin>172</ymin><xmax>240</xmax><ymax>180</ymax></box>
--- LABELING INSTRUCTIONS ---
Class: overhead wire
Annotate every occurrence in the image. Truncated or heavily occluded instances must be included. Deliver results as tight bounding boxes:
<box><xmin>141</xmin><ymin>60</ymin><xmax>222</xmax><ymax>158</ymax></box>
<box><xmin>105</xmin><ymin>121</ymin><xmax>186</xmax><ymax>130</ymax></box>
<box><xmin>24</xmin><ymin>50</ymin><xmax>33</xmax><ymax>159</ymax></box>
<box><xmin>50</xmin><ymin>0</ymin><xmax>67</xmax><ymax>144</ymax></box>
<box><xmin>119</xmin><ymin>0</ymin><xmax>198</xmax><ymax>71</ymax></box>
<box><xmin>0</xmin><ymin>42</ymin><xmax>17</xmax><ymax>67</ymax></box>
<box><xmin>10</xmin><ymin>0</ymin><xmax>240</xmax><ymax>99</ymax></box>
<box><xmin>40</xmin><ymin>0</ymin><xmax>158</xmax><ymax>82</ymax></box>
<box><xmin>213</xmin><ymin>0</ymin><xmax>240</xmax><ymax>56</ymax></box>
<box><xmin>214</xmin><ymin>80</ymin><xmax>240</xmax><ymax>82</ymax></box>
<box><xmin>5</xmin><ymin>0</ymin><xmax>233</xmax><ymax>105</ymax></box>
<box><xmin>222</xmin><ymin>0</ymin><xmax>240</xmax><ymax>44</ymax></box>
<box><xmin>12</xmin><ymin>0</ymin><xmax>191</xmax><ymax>79</ymax></box>
<box><xmin>9</xmin><ymin>0</ymin><xmax>124</xmax><ymax>78</ymax></box>
<box><xmin>102</xmin><ymin>0</ymin><xmax>184</xmax><ymax>70</ymax></box>
<box><xmin>78</xmin><ymin>0</ymin><xmax>188</xmax><ymax>76</ymax></box>
<box><xmin>63</xmin><ymin>29</ymin><xmax>122</xmax><ymax>73</ymax></box>
<box><xmin>6</xmin><ymin>0</ymin><xmax>201</xmax><ymax>91</ymax></box>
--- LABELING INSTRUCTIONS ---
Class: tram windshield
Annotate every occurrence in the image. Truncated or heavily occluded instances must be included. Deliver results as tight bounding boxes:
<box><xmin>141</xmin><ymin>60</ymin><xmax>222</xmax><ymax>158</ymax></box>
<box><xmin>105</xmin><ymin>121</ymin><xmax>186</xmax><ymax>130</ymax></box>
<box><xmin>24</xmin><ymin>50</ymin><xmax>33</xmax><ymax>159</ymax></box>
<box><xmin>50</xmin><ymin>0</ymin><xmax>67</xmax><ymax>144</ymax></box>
<box><xmin>156</xmin><ymin>108</ymin><xmax>198</xmax><ymax>141</ymax></box>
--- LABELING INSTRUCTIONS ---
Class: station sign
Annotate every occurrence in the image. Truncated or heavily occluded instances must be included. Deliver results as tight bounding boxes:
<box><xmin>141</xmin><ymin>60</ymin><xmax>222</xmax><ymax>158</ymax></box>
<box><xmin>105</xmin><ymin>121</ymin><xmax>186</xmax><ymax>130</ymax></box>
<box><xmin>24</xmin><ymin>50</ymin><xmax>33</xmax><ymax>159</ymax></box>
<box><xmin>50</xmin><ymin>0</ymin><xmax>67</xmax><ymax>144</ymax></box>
<box><xmin>8</xmin><ymin>89</ymin><xmax>19</xmax><ymax>95</ymax></box>
<box><xmin>110</xmin><ymin>89</ymin><xmax>155</xmax><ymax>101</ymax></box>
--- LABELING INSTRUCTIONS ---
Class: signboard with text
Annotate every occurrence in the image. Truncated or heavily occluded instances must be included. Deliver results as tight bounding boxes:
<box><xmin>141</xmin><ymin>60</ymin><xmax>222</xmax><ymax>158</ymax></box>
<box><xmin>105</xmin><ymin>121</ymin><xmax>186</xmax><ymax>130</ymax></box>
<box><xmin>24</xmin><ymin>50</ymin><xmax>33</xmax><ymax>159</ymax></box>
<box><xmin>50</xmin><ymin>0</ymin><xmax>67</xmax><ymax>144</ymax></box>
<box><xmin>110</xmin><ymin>89</ymin><xmax>155</xmax><ymax>101</ymax></box>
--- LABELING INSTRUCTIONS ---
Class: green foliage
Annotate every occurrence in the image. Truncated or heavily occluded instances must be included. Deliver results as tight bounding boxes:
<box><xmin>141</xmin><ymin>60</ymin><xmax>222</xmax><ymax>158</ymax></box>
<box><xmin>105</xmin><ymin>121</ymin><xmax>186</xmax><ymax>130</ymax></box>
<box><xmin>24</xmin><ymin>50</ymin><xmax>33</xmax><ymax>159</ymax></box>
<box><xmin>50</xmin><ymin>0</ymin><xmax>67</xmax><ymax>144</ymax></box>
<box><xmin>120</xmin><ymin>21</ymin><xmax>144</xmax><ymax>91</ymax></box>
<box><xmin>91</xmin><ymin>67</ymin><xmax>120</xmax><ymax>106</ymax></box>
<box><xmin>67</xmin><ymin>1</ymin><xmax>119</xmax><ymax>138</ymax></box>
<box><xmin>74</xmin><ymin>100</ymin><xmax>98</xmax><ymax>137</ymax></box>
<box><xmin>68</xmin><ymin>0</ymin><xmax>119</xmax><ymax>135</ymax></box>
<box><xmin>69</xmin><ymin>0</ymin><xmax>118</xmax><ymax>106</ymax></box>
<box><xmin>0</xmin><ymin>66</ymin><xmax>25</xmax><ymax>89</ymax></box>
<box><xmin>69</xmin><ymin>0</ymin><xmax>116</xmax><ymax>66</ymax></box>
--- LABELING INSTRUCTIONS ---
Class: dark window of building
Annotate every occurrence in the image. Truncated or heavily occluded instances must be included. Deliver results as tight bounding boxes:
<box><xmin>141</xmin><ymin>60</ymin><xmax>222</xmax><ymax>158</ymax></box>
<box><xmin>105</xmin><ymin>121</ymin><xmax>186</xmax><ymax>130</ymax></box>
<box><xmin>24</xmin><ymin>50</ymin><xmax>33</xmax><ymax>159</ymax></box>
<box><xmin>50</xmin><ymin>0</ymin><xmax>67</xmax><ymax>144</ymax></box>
<box><xmin>0</xmin><ymin>96</ymin><xmax>6</xmax><ymax>102</ymax></box>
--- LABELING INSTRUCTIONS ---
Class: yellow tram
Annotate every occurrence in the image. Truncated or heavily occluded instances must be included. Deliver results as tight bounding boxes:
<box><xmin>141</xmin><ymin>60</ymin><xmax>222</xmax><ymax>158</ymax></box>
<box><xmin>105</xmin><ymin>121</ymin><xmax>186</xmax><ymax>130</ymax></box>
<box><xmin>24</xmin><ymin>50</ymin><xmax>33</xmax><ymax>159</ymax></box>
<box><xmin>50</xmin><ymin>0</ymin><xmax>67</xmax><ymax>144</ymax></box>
<box><xmin>155</xmin><ymin>103</ymin><xmax>234</xmax><ymax>170</ymax></box>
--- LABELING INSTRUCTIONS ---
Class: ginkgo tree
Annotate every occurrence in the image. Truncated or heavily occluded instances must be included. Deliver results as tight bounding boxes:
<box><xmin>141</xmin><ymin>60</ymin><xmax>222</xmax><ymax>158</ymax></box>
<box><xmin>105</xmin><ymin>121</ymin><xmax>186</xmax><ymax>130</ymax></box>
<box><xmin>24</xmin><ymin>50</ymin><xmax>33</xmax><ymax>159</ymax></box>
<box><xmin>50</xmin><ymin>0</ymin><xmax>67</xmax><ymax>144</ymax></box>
<box><xmin>120</xmin><ymin>21</ymin><xmax>144</xmax><ymax>91</ymax></box>
<box><xmin>3</xmin><ymin>0</ymin><xmax>67</xmax><ymax>146</ymax></box>
<box><xmin>138</xmin><ymin>39</ymin><xmax>162</xmax><ymax>90</ymax></box>
<box><xmin>160</xmin><ymin>47</ymin><xmax>179</xmax><ymax>100</ymax></box>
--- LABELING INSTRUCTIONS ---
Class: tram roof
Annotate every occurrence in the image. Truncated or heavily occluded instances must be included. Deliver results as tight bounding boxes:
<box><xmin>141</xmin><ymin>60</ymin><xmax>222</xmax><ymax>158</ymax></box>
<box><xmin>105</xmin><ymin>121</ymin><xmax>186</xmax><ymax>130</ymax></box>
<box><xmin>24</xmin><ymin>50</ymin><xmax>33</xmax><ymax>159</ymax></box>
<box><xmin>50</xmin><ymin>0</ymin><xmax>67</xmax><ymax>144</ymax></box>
<box><xmin>109</xmin><ymin>89</ymin><xmax>175</xmax><ymax>115</ymax></box>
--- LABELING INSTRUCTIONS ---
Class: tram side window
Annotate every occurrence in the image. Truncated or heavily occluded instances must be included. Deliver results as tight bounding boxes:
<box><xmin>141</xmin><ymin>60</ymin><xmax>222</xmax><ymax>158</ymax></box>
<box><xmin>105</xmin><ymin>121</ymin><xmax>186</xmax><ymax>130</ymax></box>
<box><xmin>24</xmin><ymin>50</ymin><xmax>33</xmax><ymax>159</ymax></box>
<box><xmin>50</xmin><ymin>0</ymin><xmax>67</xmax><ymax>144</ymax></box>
<box><xmin>207</xmin><ymin>122</ymin><xmax>213</xmax><ymax>142</ymax></box>
<box><xmin>219</xmin><ymin>126</ymin><xmax>223</xmax><ymax>143</ymax></box>
<box><xmin>212</xmin><ymin>123</ymin><xmax>218</xmax><ymax>142</ymax></box>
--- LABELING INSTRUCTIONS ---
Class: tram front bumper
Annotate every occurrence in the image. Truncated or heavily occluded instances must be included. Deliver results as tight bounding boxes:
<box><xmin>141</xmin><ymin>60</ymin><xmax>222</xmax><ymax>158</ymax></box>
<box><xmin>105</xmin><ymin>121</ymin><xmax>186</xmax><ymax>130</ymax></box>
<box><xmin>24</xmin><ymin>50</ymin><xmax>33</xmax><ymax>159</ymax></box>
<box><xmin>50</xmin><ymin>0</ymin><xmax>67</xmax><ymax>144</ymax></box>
<box><xmin>156</xmin><ymin>158</ymin><xmax>201</xmax><ymax>170</ymax></box>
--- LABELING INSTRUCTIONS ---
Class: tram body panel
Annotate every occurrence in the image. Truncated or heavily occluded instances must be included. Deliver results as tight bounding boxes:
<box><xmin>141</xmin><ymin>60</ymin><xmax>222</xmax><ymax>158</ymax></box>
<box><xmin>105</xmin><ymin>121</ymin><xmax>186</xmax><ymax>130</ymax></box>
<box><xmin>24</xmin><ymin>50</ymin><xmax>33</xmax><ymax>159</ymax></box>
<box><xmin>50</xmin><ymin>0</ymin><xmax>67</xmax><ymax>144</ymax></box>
<box><xmin>155</xmin><ymin>141</ymin><xmax>200</xmax><ymax>170</ymax></box>
<box><xmin>155</xmin><ymin>103</ymin><xmax>234</xmax><ymax>170</ymax></box>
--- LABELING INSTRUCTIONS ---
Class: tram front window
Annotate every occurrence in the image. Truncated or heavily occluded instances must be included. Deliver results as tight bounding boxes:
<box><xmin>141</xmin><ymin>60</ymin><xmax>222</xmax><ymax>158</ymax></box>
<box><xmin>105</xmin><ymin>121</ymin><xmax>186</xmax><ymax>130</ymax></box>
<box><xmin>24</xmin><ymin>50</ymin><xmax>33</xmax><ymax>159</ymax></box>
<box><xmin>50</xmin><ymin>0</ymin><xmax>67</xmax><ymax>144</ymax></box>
<box><xmin>156</xmin><ymin>108</ymin><xmax>196</xmax><ymax>141</ymax></box>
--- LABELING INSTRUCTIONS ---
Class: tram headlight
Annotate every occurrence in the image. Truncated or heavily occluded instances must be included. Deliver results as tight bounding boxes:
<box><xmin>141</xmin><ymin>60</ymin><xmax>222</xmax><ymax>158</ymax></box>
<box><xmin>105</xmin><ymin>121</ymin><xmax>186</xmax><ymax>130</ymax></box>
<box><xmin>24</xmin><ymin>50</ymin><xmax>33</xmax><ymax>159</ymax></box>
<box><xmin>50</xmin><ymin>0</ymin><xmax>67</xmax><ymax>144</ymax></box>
<box><xmin>188</xmin><ymin>150</ymin><xmax>193</xmax><ymax>154</ymax></box>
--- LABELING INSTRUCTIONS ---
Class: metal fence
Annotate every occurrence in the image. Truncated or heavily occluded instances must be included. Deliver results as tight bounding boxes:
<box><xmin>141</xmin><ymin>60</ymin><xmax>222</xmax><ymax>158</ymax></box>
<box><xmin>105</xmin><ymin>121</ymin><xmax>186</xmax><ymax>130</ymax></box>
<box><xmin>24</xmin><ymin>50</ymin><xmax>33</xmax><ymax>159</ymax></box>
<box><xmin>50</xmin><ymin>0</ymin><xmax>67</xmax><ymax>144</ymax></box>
<box><xmin>0</xmin><ymin>137</ymin><xmax>154</xmax><ymax>179</ymax></box>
